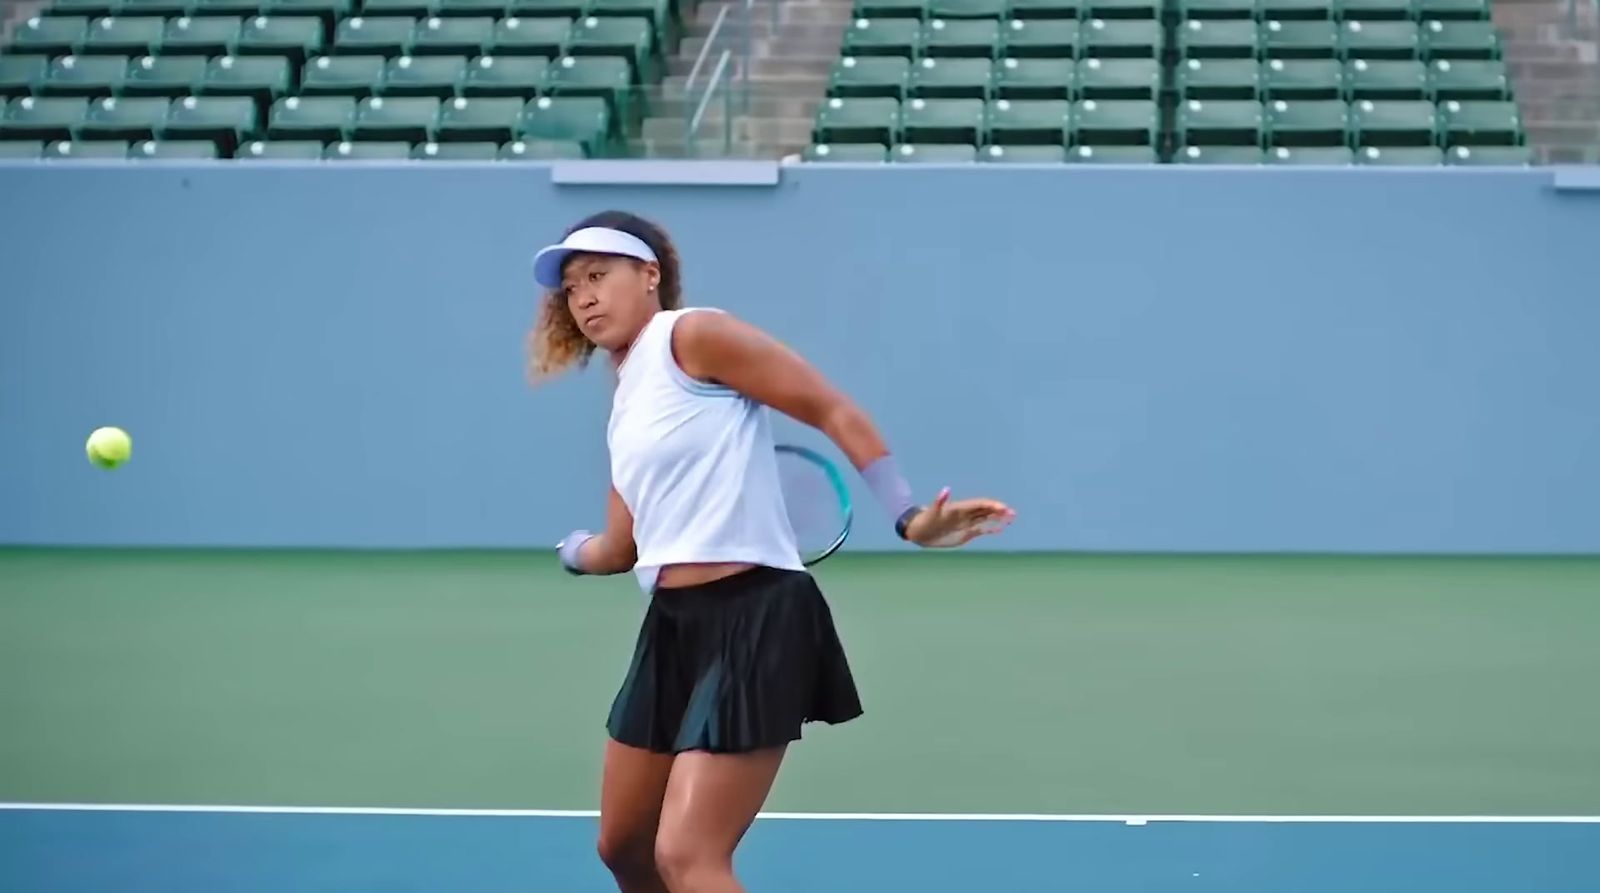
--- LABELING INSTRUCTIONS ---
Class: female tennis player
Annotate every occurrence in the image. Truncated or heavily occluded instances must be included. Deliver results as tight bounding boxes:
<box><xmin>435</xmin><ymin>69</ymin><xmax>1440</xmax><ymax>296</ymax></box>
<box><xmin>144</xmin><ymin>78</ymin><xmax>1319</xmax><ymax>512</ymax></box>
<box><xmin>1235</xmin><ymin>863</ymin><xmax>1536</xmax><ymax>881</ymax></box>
<box><xmin>530</xmin><ymin>210</ymin><xmax>1013</xmax><ymax>893</ymax></box>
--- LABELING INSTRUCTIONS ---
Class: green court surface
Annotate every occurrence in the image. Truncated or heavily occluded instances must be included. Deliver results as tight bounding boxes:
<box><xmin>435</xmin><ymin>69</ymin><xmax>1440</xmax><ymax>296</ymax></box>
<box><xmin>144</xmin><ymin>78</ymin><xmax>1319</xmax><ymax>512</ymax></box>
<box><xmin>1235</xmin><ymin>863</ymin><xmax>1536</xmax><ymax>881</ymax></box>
<box><xmin>1</xmin><ymin>549</ymin><xmax>1598</xmax><ymax>816</ymax></box>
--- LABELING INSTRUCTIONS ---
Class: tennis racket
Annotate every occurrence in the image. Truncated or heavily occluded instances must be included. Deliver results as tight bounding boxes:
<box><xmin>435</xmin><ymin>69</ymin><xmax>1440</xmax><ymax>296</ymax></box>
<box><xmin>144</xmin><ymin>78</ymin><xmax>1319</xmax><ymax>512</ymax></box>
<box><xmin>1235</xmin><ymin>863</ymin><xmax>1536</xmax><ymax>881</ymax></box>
<box><xmin>775</xmin><ymin>443</ymin><xmax>853</xmax><ymax>566</ymax></box>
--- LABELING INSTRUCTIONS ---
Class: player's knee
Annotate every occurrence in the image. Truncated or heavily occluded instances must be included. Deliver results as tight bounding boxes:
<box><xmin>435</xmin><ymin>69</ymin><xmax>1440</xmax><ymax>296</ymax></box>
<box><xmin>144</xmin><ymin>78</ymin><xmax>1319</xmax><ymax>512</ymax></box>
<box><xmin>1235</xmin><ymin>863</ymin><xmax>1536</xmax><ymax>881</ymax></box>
<box><xmin>597</xmin><ymin>830</ymin><xmax>655</xmax><ymax>881</ymax></box>
<box><xmin>653</xmin><ymin>828</ymin><xmax>728</xmax><ymax>888</ymax></box>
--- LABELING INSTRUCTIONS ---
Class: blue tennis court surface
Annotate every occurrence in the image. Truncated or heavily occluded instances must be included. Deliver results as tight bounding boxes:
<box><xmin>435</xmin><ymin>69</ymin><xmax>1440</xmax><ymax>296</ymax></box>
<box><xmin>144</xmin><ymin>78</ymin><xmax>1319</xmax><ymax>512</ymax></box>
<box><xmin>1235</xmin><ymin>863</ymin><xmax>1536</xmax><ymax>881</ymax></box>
<box><xmin>2</xmin><ymin>806</ymin><xmax>1596</xmax><ymax>892</ymax></box>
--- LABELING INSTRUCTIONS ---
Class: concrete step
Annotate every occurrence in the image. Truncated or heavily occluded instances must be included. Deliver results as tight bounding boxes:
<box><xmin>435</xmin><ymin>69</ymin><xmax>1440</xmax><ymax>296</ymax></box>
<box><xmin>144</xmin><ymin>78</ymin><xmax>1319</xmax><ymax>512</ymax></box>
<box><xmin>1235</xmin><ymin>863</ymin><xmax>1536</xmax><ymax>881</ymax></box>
<box><xmin>667</xmin><ymin>53</ymin><xmax>836</xmax><ymax>77</ymax></box>
<box><xmin>692</xmin><ymin>1</ymin><xmax>853</xmax><ymax>26</ymax></box>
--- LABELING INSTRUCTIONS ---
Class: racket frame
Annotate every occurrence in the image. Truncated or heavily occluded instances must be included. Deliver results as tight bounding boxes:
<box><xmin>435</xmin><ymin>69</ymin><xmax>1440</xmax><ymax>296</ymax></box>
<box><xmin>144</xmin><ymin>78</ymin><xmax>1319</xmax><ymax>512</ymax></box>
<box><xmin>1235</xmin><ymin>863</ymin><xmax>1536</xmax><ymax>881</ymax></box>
<box><xmin>775</xmin><ymin>443</ymin><xmax>853</xmax><ymax>566</ymax></box>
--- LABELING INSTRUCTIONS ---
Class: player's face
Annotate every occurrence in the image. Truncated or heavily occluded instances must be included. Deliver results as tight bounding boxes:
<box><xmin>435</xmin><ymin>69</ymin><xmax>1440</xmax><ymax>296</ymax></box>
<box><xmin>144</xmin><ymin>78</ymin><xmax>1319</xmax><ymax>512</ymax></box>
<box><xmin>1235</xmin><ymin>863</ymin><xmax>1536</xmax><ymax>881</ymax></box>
<box><xmin>561</xmin><ymin>253</ymin><xmax>659</xmax><ymax>350</ymax></box>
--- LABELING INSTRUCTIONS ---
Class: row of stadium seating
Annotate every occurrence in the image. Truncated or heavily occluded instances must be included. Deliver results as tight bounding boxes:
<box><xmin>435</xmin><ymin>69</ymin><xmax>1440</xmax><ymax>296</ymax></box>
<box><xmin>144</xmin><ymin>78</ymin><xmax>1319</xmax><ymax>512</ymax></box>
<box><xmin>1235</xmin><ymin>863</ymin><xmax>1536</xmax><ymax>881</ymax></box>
<box><xmin>0</xmin><ymin>0</ymin><xmax>680</xmax><ymax>158</ymax></box>
<box><xmin>0</xmin><ymin>136</ymin><xmax>583</xmax><ymax>156</ymax></box>
<box><xmin>807</xmin><ymin>0</ymin><xmax>1522</xmax><ymax>163</ymax></box>
<box><xmin>802</xmin><ymin>142</ymin><xmax>1530</xmax><ymax>162</ymax></box>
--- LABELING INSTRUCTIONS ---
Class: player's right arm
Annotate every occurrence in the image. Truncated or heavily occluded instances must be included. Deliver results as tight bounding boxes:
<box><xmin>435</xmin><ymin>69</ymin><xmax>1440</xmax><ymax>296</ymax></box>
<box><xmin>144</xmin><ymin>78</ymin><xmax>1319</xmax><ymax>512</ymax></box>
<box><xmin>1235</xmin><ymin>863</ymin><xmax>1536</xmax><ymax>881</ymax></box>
<box><xmin>558</xmin><ymin>487</ymin><xmax>637</xmax><ymax>576</ymax></box>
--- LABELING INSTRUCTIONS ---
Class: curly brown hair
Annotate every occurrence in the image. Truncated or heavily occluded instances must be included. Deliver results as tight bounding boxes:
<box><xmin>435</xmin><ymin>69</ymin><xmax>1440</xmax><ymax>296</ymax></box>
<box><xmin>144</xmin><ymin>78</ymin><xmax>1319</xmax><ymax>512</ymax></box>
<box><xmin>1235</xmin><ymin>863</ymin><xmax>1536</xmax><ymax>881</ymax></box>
<box><xmin>526</xmin><ymin>210</ymin><xmax>683</xmax><ymax>382</ymax></box>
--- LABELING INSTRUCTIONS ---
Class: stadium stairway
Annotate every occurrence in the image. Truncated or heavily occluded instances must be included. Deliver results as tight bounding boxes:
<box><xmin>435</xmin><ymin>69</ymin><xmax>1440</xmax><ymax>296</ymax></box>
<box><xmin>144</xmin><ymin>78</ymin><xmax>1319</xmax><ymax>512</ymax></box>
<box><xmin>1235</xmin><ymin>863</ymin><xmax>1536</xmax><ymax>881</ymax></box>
<box><xmin>1495</xmin><ymin>0</ymin><xmax>1598</xmax><ymax>162</ymax></box>
<box><xmin>638</xmin><ymin>0</ymin><xmax>847</xmax><ymax>155</ymax></box>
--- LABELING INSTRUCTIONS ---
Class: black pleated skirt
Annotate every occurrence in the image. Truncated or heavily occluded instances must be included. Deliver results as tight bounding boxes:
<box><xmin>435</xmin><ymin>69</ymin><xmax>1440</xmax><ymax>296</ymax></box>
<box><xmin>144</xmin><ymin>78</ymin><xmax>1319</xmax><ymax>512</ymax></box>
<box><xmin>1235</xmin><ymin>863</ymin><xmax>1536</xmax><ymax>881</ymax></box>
<box><xmin>605</xmin><ymin>565</ymin><xmax>865</xmax><ymax>755</ymax></box>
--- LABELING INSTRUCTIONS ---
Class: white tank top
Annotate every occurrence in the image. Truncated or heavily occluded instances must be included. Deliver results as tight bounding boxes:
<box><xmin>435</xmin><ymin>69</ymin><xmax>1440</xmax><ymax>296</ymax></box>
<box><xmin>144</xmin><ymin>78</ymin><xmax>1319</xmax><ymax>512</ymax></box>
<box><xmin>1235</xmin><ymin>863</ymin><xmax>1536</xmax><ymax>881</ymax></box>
<box><xmin>607</xmin><ymin>308</ymin><xmax>804</xmax><ymax>578</ymax></box>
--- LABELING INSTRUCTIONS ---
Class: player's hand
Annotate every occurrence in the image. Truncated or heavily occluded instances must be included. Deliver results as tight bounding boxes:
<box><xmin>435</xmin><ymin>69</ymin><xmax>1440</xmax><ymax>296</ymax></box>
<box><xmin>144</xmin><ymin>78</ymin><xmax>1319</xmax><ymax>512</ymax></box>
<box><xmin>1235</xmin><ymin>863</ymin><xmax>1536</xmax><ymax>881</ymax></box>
<box><xmin>903</xmin><ymin>488</ymin><xmax>1015</xmax><ymax>548</ymax></box>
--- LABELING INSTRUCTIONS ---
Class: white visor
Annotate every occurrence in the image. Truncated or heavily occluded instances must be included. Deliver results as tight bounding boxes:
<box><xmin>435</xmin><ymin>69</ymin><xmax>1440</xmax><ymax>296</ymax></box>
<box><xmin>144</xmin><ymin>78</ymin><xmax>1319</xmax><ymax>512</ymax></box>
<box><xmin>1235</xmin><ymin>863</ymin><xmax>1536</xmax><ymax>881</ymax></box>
<box><xmin>532</xmin><ymin>226</ymin><xmax>659</xmax><ymax>289</ymax></box>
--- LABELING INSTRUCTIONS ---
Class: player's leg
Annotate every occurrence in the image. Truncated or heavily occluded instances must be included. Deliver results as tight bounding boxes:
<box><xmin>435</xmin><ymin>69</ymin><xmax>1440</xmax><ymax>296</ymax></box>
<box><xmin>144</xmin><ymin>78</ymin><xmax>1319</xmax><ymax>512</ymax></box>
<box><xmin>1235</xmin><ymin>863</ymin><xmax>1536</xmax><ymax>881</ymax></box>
<box><xmin>597</xmin><ymin>739</ymin><xmax>677</xmax><ymax>893</ymax></box>
<box><xmin>652</xmin><ymin>746</ymin><xmax>788</xmax><ymax>893</ymax></box>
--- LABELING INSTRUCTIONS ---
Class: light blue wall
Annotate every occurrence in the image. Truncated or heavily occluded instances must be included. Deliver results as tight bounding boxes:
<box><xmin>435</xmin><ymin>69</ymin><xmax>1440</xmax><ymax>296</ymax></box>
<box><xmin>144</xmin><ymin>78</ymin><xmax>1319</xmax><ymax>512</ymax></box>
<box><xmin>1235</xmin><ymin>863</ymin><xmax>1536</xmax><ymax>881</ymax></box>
<box><xmin>2</xmin><ymin>164</ymin><xmax>1597</xmax><ymax>553</ymax></box>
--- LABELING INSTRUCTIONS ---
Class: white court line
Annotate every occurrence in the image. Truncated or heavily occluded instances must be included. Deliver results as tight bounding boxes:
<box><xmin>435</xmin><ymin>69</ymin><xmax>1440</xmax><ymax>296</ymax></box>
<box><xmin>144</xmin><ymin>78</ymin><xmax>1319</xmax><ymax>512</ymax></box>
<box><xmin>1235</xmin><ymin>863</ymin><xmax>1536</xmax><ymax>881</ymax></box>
<box><xmin>0</xmin><ymin>804</ymin><xmax>1597</xmax><ymax>824</ymax></box>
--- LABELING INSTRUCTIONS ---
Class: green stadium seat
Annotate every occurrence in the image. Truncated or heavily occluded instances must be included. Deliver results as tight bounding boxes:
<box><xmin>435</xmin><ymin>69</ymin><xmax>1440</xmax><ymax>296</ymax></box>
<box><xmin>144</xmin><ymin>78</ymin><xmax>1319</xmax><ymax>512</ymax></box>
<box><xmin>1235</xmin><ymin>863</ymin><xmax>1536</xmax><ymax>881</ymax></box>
<box><xmin>237</xmin><ymin>16</ymin><xmax>324</xmax><ymax>64</ymax></box>
<box><xmin>1177</xmin><ymin>58</ymin><xmax>1261</xmax><ymax>99</ymax></box>
<box><xmin>1355</xmin><ymin>144</ymin><xmax>1442</xmax><ymax>163</ymax></box>
<box><xmin>161</xmin><ymin>16</ymin><xmax>241</xmax><ymax>55</ymax></box>
<box><xmin>1007</xmin><ymin>0</ymin><xmax>1082</xmax><ymax>17</ymax></box>
<box><xmin>830</xmin><ymin>56</ymin><xmax>910</xmax><ymax>99</ymax></box>
<box><xmin>1264</xmin><ymin>20</ymin><xmax>1338</xmax><ymax>58</ymax></box>
<box><xmin>843</xmin><ymin>19</ymin><xmax>922</xmax><ymax>57</ymax></box>
<box><xmin>1077</xmin><ymin>57</ymin><xmax>1158</xmax><ymax>99</ymax></box>
<box><xmin>411</xmin><ymin>16</ymin><xmax>495</xmax><ymax>56</ymax></box>
<box><xmin>518</xmin><ymin>94</ymin><xmax>609</xmax><ymax>153</ymax></box>
<box><xmin>985</xmin><ymin>97</ymin><xmax>1069</xmax><ymax>143</ymax></box>
<box><xmin>909</xmin><ymin>57</ymin><xmax>994</xmax><ymax>99</ymax></box>
<box><xmin>1000</xmin><ymin>20</ymin><xmax>1080</xmax><ymax>58</ymax></box>
<box><xmin>1175</xmin><ymin>97</ymin><xmax>1263</xmax><ymax>146</ymax></box>
<box><xmin>303</xmin><ymin>55</ymin><xmax>385</xmax><ymax>94</ymax></box>
<box><xmin>130</xmin><ymin>137</ymin><xmax>219</xmax><ymax>157</ymax></box>
<box><xmin>52</xmin><ymin>0</ymin><xmax>119</xmax><ymax>17</ymax></box>
<box><xmin>1</xmin><ymin>97</ymin><xmax>89</xmax><ymax>140</ymax></box>
<box><xmin>122</xmin><ymin>55</ymin><xmax>207</xmax><ymax>96</ymax></box>
<box><xmin>1261</xmin><ymin>0</ymin><xmax>1332</xmax><ymax>19</ymax></box>
<box><xmin>1081</xmin><ymin>19</ymin><xmax>1162</xmax><ymax>57</ymax></box>
<box><xmin>201</xmin><ymin>55</ymin><xmax>291</xmax><ymax>101</ymax></box>
<box><xmin>853</xmin><ymin>0</ymin><xmax>927</xmax><ymax>17</ymax></box>
<box><xmin>1178</xmin><ymin>0</ymin><xmax>1259</xmax><ymax>18</ymax></box>
<box><xmin>890</xmin><ymin>142</ymin><xmax>978</xmax><ymax>162</ymax></box>
<box><xmin>164</xmin><ymin>94</ymin><xmax>256</xmax><ymax>147</ymax></box>
<box><xmin>364</xmin><ymin>0</ymin><xmax>435</xmax><ymax>14</ymax></box>
<box><xmin>1444</xmin><ymin>144</ymin><xmax>1529</xmax><ymax>164</ymax></box>
<box><xmin>1339</xmin><ymin>20</ymin><xmax>1420</xmax><ymax>60</ymax></box>
<box><xmin>1086</xmin><ymin>0</ymin><xmax>1160</xmax><ymax>18</ymax></box>
<box><xmin>1263</xmin><ymin>57</ymin><xmax>1343</xmax><ymax>98</ymax></box>
<box><xmin>194</xmin><ymin>0</ymin><xmax>272</xmax><ymax>16</ymax></box>
<box><xmin>490</xmin><ymin>17</ymin><xmax>572</xmax><ymax>56</ymax></box>
<box><xmin>1265</xmin><ymin>97</ymin><xmax>1349</xmax><ymax>144</ymax></box>
<box><xmin>78</xmin><ymin>95</ymin><xmax>168</xmax><ymax>138</ymax></box>
<box><xmin>121</xmin><ymin>0</ymin><xmax>193</xmax><ymax>13</ymax></box>
<box><xmin>980</xmin><ymin>143</ymin><xmax>1067</xmax><ymax>161</ymax></box>
<box><xmin>10</xmin><ymin>17</ymin><xmax>91</xmax><ymax>56</ymax></box>
<box><xmin>0</xmin><ymin>56</ymin><xmax>48</xmax><ymax>99</ymax></box>
<box><xmin>1067</xmin><ymin>143</ymin><xmax>1156</xmax><ymax>161</ymax></box>
<box><xmin>1427</xmin><ymin>59</ymin><xmax>1509</xmax><ymax>99</ymax></box>
<box><xmin>1178</xmin><ymin>19</ymin><xmax>1260</xmax><ymax>59</ymax></box>
<box><xmin>382</xmin><ymin>55</ymin><xmax>468</xmax><ymax>95</ymax></box>
<box><xmin>921</xmin><ymin>19</ymin><xmax>1000</xmax><ymax>57</ymax></box>
<box><xmin>899</xmin><ymin>96</ymin><xmax>983</xmax><ymax>142</ymax></box>
<box><xmin>463</xmin><ymin>55</ymin><xmax>549</xmax><ymax>95</ymax></box>
<box><xmin>802</xmin><ymin>142</ymin><xmax>888</xmax><ymax>161</ymax></box>
<box><xmin>441</xmin><ymin>0</ymin><xmax>512</xmax><ymax>12</ymax></box>
<box><xmin>1338</xmin><ymin>0</ymin><xmax>1414</xmax><ymax>20</ymax></box>
<box><xmin>814</xmin><ymin>95</ymin><xmax>899</xmax><ymax>143</ymax></box>
<box><xmin>324</xmin><ymin>138</ymin><xmax>411</xmax><ymax>158</ymax></box>
<box><xmin>1267</xmin><ymin>145</ymin><xmax>1354</xmax><ymax>163</ymax></box>
<box><xmin>352</xmin><ymin>95</ymin><xmax>439</xmax><ymax>140</ymax></box>
<box><xmin>498</xmin><ymin>136</ymin><xmax>586</xmax><ymax>158</ymax></box>
<box><xmin>42</xmin><ymin>54</ymin><xmax>127</xmax><ymax>96</ymax></box>
<box><xmin>1350</xmin><ymin>97</ymin><xmax>1436</xmax><ymax>145</ymax></box>
<box><xmin>1176</xmin><ymin>144</ymin><xmax>1266</xmax><ymax>163</ymax></box>
<box><xmin>0</xmin><ymin>140</ymin><xmax>45</xmax><ymax>158</ymax></box>
<box><xmin>591</xmin><ymin>0</ymin><xmax>676</xmax><ymax>46</ymax></box>
<box><xmin>1439</xmin><ymin>98</ymin><xmax>1520</xmax><ymax>145</ymax></box>
<box><xmin>412</xmin><ymin>139</ymin><xmax>500</xmax><ymax>158</ymax></box>
<box><xmin>436</xmin><ymin>95</ymin><xmax>522</xmax><ymax>140</ymax></box>
<box><xmin>1071</xmin><ymin>97</ymin><xmax>1156</xmax><ymax>144</ymax></box>
<box><xmin>268</xmin><ymin>95</ymin><xmax>356</xmax><ymax>140</ymax></box>
<box><xmin>507</xmin><ymin>0</ymin><xmax>583</xmax><ymax>17</ymax></box>
<box><xmin>930</xmin><ymin>0</ymin><xmax>1007</xmax><ymax>16</ymax></box>
<box><xmin>43</xmin><ymin>138</ymin><xmax>129</xmax><ymax>158</ymax></box>
<box><xmin>566</xmin><ymin>16</ymin><xmax>654</xmax><ymax>81</ymax></box>
<box><xmin>1418</xmin><ymin>0</ymin><xmax>1489</xmax><ymax>18</ymax></box>
<box><xmin>1345</xmin><ymin>59</ymin><xmax>1426</xmax><ymax>99</ymax></box>
<box><xmin>994</xmin><ymin>57</ymin><xmax>1073</xmax><ymax>99</ymax></box>
<box><xmin>81</xmin><ymin>16</ymin><xmax>165</xmax><ymax>55</ymax></box>
<box><xmin>236</xmin><ymin>138</ymin><xmax>323</xmax><ymax>157</ymax></box>
<box><xmin>336</xmin><ymin>16</ymin><xmax>418</xmax><ymax>55</ymax></box>
<box><xmin>261</xmin><ymin>0</ymin><xmax>355</xmax><ymax>28</ymax></box>
<box><xmin>1421</xmin><ymin>20</ymin><xmax>1500</xmax><ymax>58</ymax></box>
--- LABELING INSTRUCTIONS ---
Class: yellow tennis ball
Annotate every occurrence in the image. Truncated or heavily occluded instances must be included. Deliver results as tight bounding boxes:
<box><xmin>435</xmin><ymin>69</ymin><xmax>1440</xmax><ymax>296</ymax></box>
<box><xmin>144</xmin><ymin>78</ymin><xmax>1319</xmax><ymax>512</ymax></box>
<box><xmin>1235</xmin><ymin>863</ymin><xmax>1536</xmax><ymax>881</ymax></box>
<box><xmin>86</xmin><ymin>426</ymin><xmax>132</xmax><ymax>469</ymax></box>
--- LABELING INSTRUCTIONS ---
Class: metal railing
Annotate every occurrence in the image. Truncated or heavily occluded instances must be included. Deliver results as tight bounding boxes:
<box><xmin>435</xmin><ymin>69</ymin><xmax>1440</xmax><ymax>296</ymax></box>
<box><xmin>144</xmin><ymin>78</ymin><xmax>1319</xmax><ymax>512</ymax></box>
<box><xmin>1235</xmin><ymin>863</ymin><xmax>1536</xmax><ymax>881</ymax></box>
<box><xmin>685</xmin><ymin>48</ymin><xmax>734</xmax><ymax>156</ymax></box>
<box><xmin>681</xmin><ymin>0</ymin><xmax>767</xmax><ymax>154</ymax></box>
